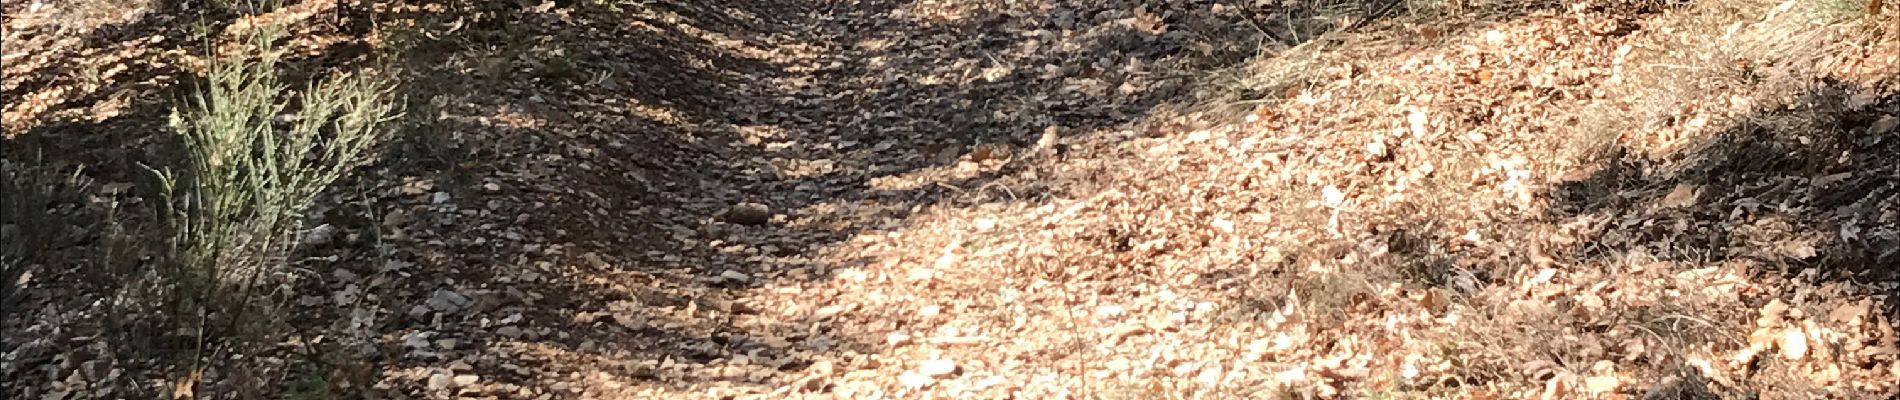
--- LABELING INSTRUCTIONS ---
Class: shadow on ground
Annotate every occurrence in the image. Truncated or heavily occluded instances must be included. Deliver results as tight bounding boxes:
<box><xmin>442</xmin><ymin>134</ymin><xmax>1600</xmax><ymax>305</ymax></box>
<box><xmin>1546</xmin><ymin>80</ymin><xmax>1899</xmax><ymax>314</ymax></box>
<box><xmin>5</xmin><ymin>0</ymin><xmax>1441</xmax><ymax>396</ymax></box>
<box><xmin>321</xmin><ymin>0</ymin><xmax>1325</xmax><ymax>395</ymax></box>
<box><xmin>1</xmin><ymin>1</ymin><xmax>402</xmax><ymax>397</ymax></box>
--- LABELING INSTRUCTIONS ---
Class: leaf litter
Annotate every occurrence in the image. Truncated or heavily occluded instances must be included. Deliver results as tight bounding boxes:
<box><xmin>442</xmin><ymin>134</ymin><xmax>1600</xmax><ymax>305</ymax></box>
<box><xmin>4</xmin><ymin>0</ymin><xmax>1899</xmax><ymax>399</ymax></box>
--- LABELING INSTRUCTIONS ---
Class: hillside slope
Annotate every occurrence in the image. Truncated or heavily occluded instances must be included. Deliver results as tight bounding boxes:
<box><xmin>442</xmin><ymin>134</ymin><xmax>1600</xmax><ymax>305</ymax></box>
<box><xmin>3</xmin><ymin>0</ymin><xmax>1897</xmax><ymax>399</ymax></box>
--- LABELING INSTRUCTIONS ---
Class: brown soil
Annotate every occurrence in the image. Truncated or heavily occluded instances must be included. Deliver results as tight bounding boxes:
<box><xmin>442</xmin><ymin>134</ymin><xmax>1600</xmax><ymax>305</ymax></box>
<box><xmin>4</xmin><ymin>0</ymin><xmax>1897</xmax><ymax>399</ymax></box>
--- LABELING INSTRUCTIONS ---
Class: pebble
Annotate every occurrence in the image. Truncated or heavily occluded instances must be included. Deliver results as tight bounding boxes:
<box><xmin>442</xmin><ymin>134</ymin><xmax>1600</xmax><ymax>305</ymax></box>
<box><xmin>919</xmin><ymin>359</ymin><xmax>959</xmax><ymax>377</ymax></box>
<box><xmin>428</xmin><ymin>289</ymin><xmax>472</xmax><ymax>314</ymax></box>
<box><xmin>404</xmin><ymin>332</ymin><xmax>434</xmax><ymax>349</ymax></box>
<box><xmin>898</xmin><ymin>371</ymin><xmax>934</xmax><ymax>389</ymax></box>
<box><xmin>301</xmin><ymin>224</ymin><xmax>337</xmax><ymax>246</ymax></box>
<box><xmin>1872</xmin><ymin>116</ymin><xmax>1898</xmax><ymax>135</ymax></box>
<box><xmin>724</xmin><ymin>202</ymin><xmax>772</xmax><ymax>225</ymax></box>
<box><xmin>497</xmin><ymin>326</ymin><xmax>524</xmax><ymax>339</ymax></box>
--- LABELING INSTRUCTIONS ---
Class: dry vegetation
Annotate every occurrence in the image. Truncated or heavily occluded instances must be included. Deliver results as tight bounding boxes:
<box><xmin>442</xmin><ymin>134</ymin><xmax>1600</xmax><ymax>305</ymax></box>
<box><xmin>3</xmin><ymin>0</ymin><xmax>1897</xmax><ymax>399</ymax></box>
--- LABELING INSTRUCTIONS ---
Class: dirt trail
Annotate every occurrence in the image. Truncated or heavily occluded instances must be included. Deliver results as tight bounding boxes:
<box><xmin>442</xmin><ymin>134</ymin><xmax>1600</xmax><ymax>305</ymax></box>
<box><xmin>336</xmin><ymin>0</ymin><xmax>1259</xmax><ymax>398</ymax></box>
<box><xmin>4</xmin><ymin>0</ymin><xmax>1898</xmax><ymax>399</ymax></box>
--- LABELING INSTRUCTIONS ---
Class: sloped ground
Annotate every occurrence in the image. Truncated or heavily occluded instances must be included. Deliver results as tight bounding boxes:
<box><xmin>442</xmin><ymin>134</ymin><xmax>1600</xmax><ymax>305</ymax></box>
<box><xmin>4</xmin><ymin>0</ymin><xmax>1898</xmax><ymax>399</ymax></box>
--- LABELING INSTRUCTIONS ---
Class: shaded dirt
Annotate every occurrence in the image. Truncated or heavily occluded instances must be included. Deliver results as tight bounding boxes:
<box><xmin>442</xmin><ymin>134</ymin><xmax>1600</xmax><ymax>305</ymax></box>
<box><xmin>4</xmin><ymin>0</ymin><xmax>1898</xmax><ymax>399</ymax></box>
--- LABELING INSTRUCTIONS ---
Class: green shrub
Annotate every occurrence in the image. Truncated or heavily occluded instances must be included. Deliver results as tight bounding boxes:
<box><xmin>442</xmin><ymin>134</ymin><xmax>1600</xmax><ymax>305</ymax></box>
<box><xmin>143</xmin><ymin>13</ymin><xmax>399</xmax><ymax>368</ymax></box>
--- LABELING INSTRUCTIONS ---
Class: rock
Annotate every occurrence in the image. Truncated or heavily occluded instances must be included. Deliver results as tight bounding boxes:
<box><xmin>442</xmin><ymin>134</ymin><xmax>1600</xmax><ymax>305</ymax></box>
<box><xmin>918</xmin><ymin>359</ymin><xmax>959</xmax><ymax>377</ymax></box>
<box><xmin>1585</xmin><ymin>375</ymin><xmax>1620</xmax><ymax>395</ymax></box>
<box><xmin>404</xmin><ymin>332</ymin><xmax>434</xmax><ymax>349</ymax></box>
<box><xmin>1591</xmin><ymin>360</ymin><xmax>1617</xmax><ymax>376</ymax></box>
<box><xmin>453</xmin><ymin>374</ymin><xmax>480</xmax><ymax>386</ymax></box>
<box><xmin>497</xmin><ymin>326</ymin><xmax>524</xmax><ymax>339</ymax></box>
<box><xmin>1321</xmin><ymin>185</ymin><xmax>1346</xmax><ymax>207</ymax></box>
<box><xmin>796</xmin><ymin>375</ymin><xmax>828</xmax><ymax>392</ymax></box>
<box><xmin>432</xmin><ymin>192</ymin><xmax>451</xmax><ymax>204</ymax></box>
<box><xmin>465</xmin><ymin>290</ymin><xmax>507</xmax><ymax>313</ymax></box>
<box><xmin>427</xmin><ymin>374</ymin><xmax>452</xmax><ymax>390</ymax></box>
<box><xmin>1036</xmin><ymin>126</ymin><xmax>1062</xmax><ymax>153</ymax></box>
<box><xmin>898</xmin><ymin>371</ymin><xmax>934</xmax><ymax>389</ymax></box>
<box><xmin>719</xmin><ymin>270</ymin><xmax>752</xmax><ymax>283</ymax></box>
<box><xmin>1760</xmin><ymin>299</ymin><xmax>1790</xmax><ymax>319</ymax></box>
<box><xmin>723</xmin><ymin>203</ymin><xmax>772</xmax><ymax>225</ymax></box>
<box><xmin>1872</xmin><ymin>115</ymin><xmax>1898</xmax><ymax>135</ymax></box>
<box><xmin>428</xmin><ymin>290</ymin><xmax>472</xmax><ymax>314</ymax></box>
<box><xmin>1779</xmin><ymin>328</ymin><xmax>1808</xmax><ymax>360</ymax></box>
<box><xmin>1847</xmin><ymin>93</ymin><xmax>1883</xmax><ymax>110</ymax></box>
<box><xmin>301</xmin><ymin>224</ymin><xmax>337</xmax><ymax>247</ymax></box>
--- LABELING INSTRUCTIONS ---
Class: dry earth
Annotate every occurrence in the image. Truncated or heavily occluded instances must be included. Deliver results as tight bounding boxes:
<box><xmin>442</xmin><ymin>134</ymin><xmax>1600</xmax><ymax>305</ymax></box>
<box><xmin>4</xmin><ymin>0</ymin><xmax>1899</xmax><ymax>399</ymax></box>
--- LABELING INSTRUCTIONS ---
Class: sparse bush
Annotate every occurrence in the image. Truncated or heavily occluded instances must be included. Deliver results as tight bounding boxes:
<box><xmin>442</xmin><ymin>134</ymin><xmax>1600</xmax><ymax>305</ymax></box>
<box><xmin>137</xmin><ymin>9</ymin><xmax>399</xmax><ymax>383</ymax></box>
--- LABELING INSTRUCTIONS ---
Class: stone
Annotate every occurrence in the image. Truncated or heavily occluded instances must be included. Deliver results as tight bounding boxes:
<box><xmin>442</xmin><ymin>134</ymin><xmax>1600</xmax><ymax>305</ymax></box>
<box><xmin>898</xmin><ymin>371</ymin><xmax>934</xmax><ymax>389</ymax></box>
<box><xmin>919</xmin><ymin>359</ymin><xmax>959</xmax><ymax>377</ymax></box>
<box><xmin>497</xmin><ymin>326</ymin><xmax>524</xmax><ymax>339</ymax></box>
<box><xmin>719</xmin><ymin>270</ymin><xmax>752</xmax><ymax>283</ymax></box>
<box><xmin>798</xmin><ymin>375</ymin><xmax>828</xmax><ymax>391</ymax></box>
<box><xmin>404</xmin><ymin>332</ymin><xmax>434</xmax><ymax>349</ymax></box>
<box><xmin>723</xmin><ymin>203</ymin><xmax>772</xmax><ymax>225</ymax></box>
<box><xmin>1585</xmin><ymin>375</ymin><xmax>1620</xmax><ymax>395</ymax></box>
<box><xmin>1871</xmin><ymin>116</ymin><xmax>1898</xmax><ymax>135</ymax></box>
<box><xmin>427</xmin><ymin>374</ymin><xmax>452</xmax><ymax>390</ymax></box>
<box><xmin>1760</xmin><ymin>299</ymin><xmax>1790</xmax><ymax>319</ymax></box>
<box><xmin>301</xmin><ymin>224</ymin><xmax>337</xmax><ymax>247</ymax></box>
<box><xmin>427</xmin><ymin>290</ymin><xmax>472</xmax><ymax>314</ymax></box>
<box><xmin>453</xmin><ymin>374</ymin><xmax>480</xmax><ymax>386</ymax></box>
<box><xmin>1779</xmin><ymin>328</ymin><xmax>1808</xmax><ymax>360</ymax></box>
